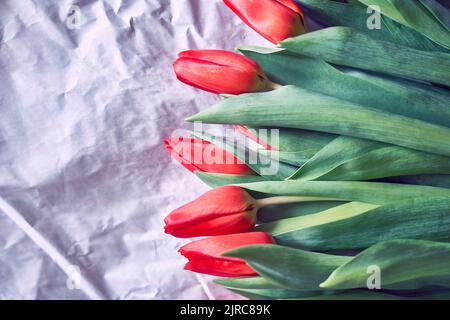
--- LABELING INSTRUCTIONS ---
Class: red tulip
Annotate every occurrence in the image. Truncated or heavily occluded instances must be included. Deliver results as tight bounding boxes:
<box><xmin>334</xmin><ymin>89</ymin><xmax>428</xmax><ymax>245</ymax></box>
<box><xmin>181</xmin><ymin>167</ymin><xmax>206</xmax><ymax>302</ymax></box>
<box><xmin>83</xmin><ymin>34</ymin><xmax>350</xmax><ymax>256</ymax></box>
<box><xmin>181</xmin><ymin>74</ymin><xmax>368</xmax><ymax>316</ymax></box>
<box><xmin>179</xmin><ymin>232</ymin><xmax>275</xmax><ymax>277</ymax></box>
<box><xmin>234</xmin><ymin>125</ymin><xmax>275</xmax><ymax>151</ymax></box>
<box><xmin>224</xmin><ymin>0</ymin><xmax>306</xmax><ymax>44</ymax></box>
<box><xmin>164</xmin><ymin>137</ymin><xmax>253</xmax><ymax>175</ymax></box>
<box><xmin>173</xmin><ymin>50</ymin><xmax>269</xmax><ymax>94</ymax></box>
<box><xmin>164</xmin><ymin>186</ymin><xmax>257</xmax><ymax>238</ymax></box>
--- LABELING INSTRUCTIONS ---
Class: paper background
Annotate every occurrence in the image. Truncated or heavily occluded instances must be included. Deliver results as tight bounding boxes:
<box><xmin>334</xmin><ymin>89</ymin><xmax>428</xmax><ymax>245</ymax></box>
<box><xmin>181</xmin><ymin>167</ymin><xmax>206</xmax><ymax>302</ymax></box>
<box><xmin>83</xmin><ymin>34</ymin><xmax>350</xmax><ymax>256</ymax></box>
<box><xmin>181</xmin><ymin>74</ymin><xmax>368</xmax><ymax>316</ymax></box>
<box><xmin>0</xmin><ymin>0</ymin><xmax>269</xmax><ymax>299</ymax></box>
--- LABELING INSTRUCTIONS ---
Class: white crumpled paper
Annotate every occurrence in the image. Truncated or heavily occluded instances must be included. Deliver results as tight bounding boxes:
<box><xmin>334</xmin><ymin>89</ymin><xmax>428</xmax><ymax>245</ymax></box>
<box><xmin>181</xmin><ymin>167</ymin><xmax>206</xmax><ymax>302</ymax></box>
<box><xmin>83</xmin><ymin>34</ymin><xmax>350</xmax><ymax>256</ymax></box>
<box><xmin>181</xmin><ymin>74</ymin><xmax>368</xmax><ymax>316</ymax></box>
<box><xmin>0</xmin><ymin>0</ymin><xmax>268</xmax><ymax>299</ymax></box>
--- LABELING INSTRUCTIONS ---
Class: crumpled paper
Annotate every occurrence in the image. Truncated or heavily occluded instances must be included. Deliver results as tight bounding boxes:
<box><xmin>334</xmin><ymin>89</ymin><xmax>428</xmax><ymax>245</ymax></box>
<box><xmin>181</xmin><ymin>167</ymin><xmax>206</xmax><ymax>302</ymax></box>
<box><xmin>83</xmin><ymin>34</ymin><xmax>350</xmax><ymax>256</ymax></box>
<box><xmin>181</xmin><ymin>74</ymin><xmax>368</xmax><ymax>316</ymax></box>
<box><xmin>0</xmin><ymin>0</ymin><xmax>268</xmax><ymax>299</ymax></box>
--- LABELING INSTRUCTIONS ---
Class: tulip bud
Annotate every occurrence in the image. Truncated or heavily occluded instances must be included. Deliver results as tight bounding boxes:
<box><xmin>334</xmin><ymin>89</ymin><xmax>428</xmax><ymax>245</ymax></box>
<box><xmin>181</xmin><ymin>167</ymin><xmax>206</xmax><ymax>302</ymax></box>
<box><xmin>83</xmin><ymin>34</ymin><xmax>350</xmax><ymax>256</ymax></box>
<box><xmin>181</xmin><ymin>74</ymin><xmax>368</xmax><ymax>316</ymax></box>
<box><xmin>173</xmin><ymin>50</ymin><xmax>269</xmax><ymax>94</ymax></box>
<box><xmin>164</xmin><ymin>137</ymin><xmax>254</xmax><ymax>175</ymax></box>
<box><xmin>179</xmin><ymin>232</ymin><xmax>275</xmax><ymax>277</ymax></box>
<box><xmin>224</xmin><ymin>0</ymin><xmax>306</xmax><ymax>44</ymax></box>
<box><xmin>164</xmin><ymin>186</ymin><xmax>257</xmax><ymax>238</ymax></box>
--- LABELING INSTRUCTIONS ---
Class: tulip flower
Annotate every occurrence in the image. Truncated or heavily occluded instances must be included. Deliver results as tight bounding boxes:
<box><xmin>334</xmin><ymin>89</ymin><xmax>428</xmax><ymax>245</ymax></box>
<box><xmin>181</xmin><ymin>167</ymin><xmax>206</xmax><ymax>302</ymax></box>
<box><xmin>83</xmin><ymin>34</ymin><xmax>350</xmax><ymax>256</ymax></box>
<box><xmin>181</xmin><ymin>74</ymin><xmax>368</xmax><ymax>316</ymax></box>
<box><xmin>164</xmin><ymin>137</ymin><xmax>254</xmax><ymax>175</ymax></box>
<box><xmin>165</xmin><ymin>185</ymin><xmax>338</xmax><ymax>238</ymax></box>
<box><xmin>173</xmin><ymin>50</ymin><xmax>271</xmax><ymax>94</ymax></box>
<box><xmin>179</xmin><ymin>232</ymin><xmax>275</xmax><ymax>277</ymax></box>
<box><xmin>223</xmin><ymin>0</ymin><xmax>306</xmax><ymax>44</ymax></box>
<box><xmin>164</xmin><ymin>186</ymin><xmax>257</xmax><ymax>237</ymax></box>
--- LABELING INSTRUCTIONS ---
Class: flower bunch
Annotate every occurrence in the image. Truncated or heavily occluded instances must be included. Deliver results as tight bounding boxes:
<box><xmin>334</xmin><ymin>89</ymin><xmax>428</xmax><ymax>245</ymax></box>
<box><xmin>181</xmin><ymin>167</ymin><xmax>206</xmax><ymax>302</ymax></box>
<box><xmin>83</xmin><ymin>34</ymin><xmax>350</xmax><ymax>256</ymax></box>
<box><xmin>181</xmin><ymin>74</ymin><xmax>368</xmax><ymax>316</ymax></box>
<box><xmin>163</xmin><ymin>0</ymin><xmax>450</xmax><ymax>300</ymax></box>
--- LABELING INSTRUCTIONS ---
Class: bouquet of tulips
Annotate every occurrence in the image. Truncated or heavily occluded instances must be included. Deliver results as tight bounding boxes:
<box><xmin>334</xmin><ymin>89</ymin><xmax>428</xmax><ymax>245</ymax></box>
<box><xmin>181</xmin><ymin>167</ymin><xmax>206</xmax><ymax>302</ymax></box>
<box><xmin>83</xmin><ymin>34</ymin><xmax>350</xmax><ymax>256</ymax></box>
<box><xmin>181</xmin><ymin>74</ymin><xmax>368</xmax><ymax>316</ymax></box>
<box><xmin>163</xmin><ymin>0</ymin><xmax>450</xmax><ymax>300</ymax></box>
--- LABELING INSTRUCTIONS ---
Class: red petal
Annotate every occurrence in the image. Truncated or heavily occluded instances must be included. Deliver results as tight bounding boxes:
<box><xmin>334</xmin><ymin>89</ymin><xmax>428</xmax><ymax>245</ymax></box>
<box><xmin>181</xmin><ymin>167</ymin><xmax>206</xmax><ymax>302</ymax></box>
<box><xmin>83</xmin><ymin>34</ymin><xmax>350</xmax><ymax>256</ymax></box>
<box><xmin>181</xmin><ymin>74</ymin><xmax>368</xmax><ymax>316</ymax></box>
<box><xmin>178</xmin><ymin>50</ymin><xmax>261</xmax><ymax>74</ymax></box>
<box><xmin>179</xmin><ymin>232</ymin><xmax>274</xmax><ymax>277</ymax></box>
<box><xmin>224</xmin><ymin>0</ymin><xmax>305</xmax><ymax>44</ymax></box>
<box><xmin>173</xmin><ymin>56</ymin><xmax>263</xmax><ymax>94</ymax></box>
<box><xmin>184</xmin><ymin>258</ymin><xmax>257</xmax><ymax>277</ymax></box>
<box><xmin>165</xmin><ymin>210</ymin><xmax>256</xmax><ymax>238</ymax></box>
<box><xmin>164</xmin><ymin>137</ymin><xmax>253</xmax><ymax>175</ymax></box>
<box><xmin>164</xmin><ymin>186</ymin><xmax>256</xmax><ymax>231</ymax></box>
<box><xmin>179</xmin><ymin>232</ymin><xmax>274</xmax><ymax>258</ymax></box>
<box><xmin>164</xmin><ymin>138</ymin><xmax>200</xmax><ymax>172</ymax></box>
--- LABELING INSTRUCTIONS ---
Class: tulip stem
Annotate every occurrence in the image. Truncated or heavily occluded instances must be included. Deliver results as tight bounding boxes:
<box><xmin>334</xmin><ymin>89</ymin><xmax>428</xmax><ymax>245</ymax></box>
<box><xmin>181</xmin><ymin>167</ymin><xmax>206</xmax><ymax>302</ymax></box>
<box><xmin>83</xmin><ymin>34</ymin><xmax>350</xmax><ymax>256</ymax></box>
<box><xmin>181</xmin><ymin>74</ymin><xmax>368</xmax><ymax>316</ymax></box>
<box><xmin>266</xmin><ymin>80</ymin><xmax>283</xmax><ymax>91</ymax></box>
<box><xmin>255</xmin><ymin>196</ymin><xmax>341</xmax><ymax>208</ymax></box>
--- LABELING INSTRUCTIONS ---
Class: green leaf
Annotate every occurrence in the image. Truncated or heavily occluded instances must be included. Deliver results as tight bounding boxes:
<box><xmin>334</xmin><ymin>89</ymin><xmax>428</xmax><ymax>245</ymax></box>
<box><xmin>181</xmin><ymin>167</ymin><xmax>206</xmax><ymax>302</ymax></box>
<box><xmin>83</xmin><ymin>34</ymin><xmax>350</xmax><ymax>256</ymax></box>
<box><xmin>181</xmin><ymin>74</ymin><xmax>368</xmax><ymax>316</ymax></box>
<box><xmin>237</xmin><ymin>48</ymin><xmax>450</xmax><ymax>181</ymax></box>
<box><xmin>289</xmin><ymin>137</ymin><xmax>383</xmax><ymax>180</ymax></box>
<box><xmin>214</xmin><ymin>276</ymin><xmax>276</xmax><ymax>289</ymax></box>
<box><xmin>259</xmin><ymin>150</ymin><xmax>310</xmax><ymax>167</ymax></box>
<box><xmin>257</xmin><ymin>202</ymin><xmax>379</xmax><ymax>235</ymax></box>
<box><xmin>190</xmin><ymin>130</ymin><xmax>298</xmax><ymax>180</ymax></box>
<box><xmin>272</xmin><ymin>197</ymin><xmax>450</xmax><ymax>251</ymax></box>
<box><xmin>239</xmin><ymin>47</ymin><xmax>450</xmax><ymax>127</ymax></box>
<box><xmin>419</xmin><ymin>0</ymin><xmax>450</xmax><ymax>31</ymax></box>
<box><xmin>357</xmin><ymin>0</ymin><xmax>450</xmax><ymax>48</ymax></box>
<box><xmin>356</xmin><ymin>0</ymin><xmax>409</xmax><ymax>25</ymax></box>
<box><xmin>223</xmin><ymin>244</ymin><xmax>351</xmax><ymax>291</ymax></box>
<box><xmin>321</xmin><ymin>239</ymin><xmax>450</xmax><ymax>290</ymax></box>
<box><xmin>289</xmin><ymin>136</ymin><xmax>450</xmax><ymax>181</ymax></box>
<box><xmin>195</xmin><ymin>172</ymin><xmax>267</xmax><ymax>188</ymax></box>
<box><xmin>248</xmin><ymin>126</ymin><xmax>333</xmax><ymax>153</ymax></box>
<box><xmin>237</xmin><ymin>180</ymin><xmax>450</xmax><ymax>204</ymax></box>
<box><xmin>242</xmin><ymin>126</ymin><xmax>334</xmax><ymax>166</ymax></box>
<box><xmin>381</xmin><ymin>174</ymin><xmax>450</xmax><ymax>189</ymax></box>
<box><xmin>341</xmin><ymin>69</ymin><xmax>450</xmax><ymax>126</ymax></box>
<box><xmin>223</xmin><ymin>242</ymin><xmax>450</xmax><ymax>294</ymax></box>
<box><xmin>293</xmin><ymin>0</ymin><xmax>447</xmax><ymax>52</ymax></box>
<box><xmin>187</xmin><ymin>86</ymin><xmax>450</xmax><ymax>157</ymax></box>
<box><xmin>214</xmin><ymin>277</ymin><xmax>320</xmax><ymax>299</ymax></box>
<box><xmin>196</xmin><ymin>171</ymin><xmax>450</xmax><ymax>191</ymax></box>
<box><xmin>258</xmin><ymin>201</ymin><xmax>347</xmax><ymax>222</ymax></box>
<box><xmin>215</xmin><ymin>277</ymin><xmax>401</xmax><ymax>300</ymax></box>
<box><xmin>280</xmin><ymin>27</ymin><xmax>450</xmax><ymax>85</ymax></box>
<box><xmin>194</xmin><ymin>172</ymin><xmax>276</xmax><ymax>200</ymax></box>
